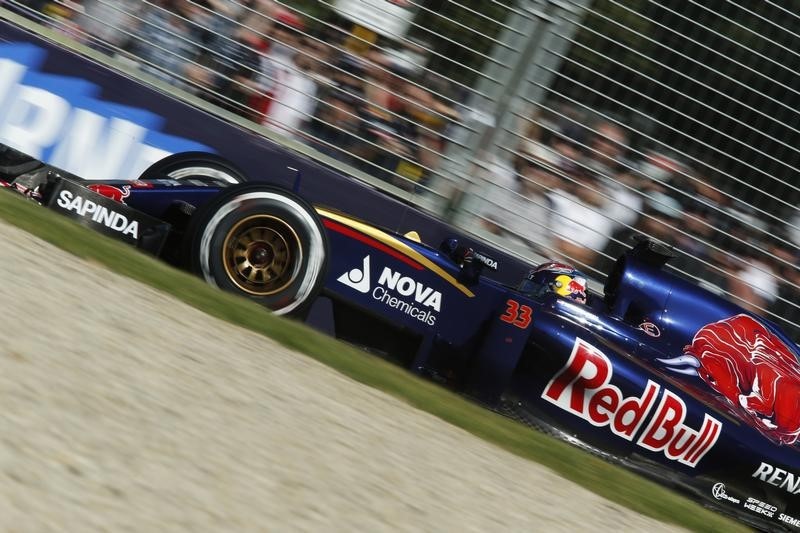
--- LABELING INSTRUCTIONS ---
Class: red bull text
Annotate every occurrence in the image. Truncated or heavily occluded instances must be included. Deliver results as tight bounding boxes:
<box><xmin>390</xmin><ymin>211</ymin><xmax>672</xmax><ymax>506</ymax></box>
<box><xmin>543</xmin><ymin>338</ymin><xmax>722</xmax><ymax>467</ymax></box>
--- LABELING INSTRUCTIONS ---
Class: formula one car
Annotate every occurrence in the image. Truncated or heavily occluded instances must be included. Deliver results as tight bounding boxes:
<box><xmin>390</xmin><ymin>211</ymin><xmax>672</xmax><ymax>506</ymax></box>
<box><xmin>3</xmin><ymin>150</ymin><xmax>800</xmax><ymax>531</ymax></box>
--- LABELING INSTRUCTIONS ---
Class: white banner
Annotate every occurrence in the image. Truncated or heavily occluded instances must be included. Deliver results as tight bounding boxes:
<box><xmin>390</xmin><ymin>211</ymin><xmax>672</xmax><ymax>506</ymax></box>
<box><xmin>333</xmin><ymin>0</ymin><xmax>415</xmax><ymax>39</ymax></box>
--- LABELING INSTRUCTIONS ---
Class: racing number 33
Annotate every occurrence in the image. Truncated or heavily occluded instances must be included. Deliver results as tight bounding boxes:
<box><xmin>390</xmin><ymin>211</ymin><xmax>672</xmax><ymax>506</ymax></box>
<box><xmin>500</xmin><ymin>299</ymin><xmax>533</xmax><ymax>329</ymax></box>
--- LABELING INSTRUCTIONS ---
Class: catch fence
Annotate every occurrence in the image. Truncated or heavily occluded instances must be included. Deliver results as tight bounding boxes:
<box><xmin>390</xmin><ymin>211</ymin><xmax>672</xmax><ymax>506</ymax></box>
<box><xmin>7</xmin><ymin>0</ymin><xmax>800</xmax><ymax>337</ymax></box>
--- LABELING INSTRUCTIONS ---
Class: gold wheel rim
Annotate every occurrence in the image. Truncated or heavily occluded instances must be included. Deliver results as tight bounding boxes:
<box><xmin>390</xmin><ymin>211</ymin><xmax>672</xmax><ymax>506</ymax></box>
<box><xmin>221</xmin><ymin>215</ymin><xmax>301</xmax><ymax>296</ymax></box>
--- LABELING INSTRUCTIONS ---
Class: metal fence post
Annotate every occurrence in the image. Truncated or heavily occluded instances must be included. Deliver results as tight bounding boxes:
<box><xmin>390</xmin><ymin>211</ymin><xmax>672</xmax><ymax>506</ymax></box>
<box><xmin>435</xmin><ymin>0</ymin><xmax>588</xmax><ymax>224</ymax></box>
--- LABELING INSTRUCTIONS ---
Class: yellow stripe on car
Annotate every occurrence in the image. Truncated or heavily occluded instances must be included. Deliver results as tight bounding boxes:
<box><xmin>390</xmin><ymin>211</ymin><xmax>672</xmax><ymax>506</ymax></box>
<box><xmin>317</xmin><ymin>208</ymin><xmax>475</xmax><ymax>298</ymax></box>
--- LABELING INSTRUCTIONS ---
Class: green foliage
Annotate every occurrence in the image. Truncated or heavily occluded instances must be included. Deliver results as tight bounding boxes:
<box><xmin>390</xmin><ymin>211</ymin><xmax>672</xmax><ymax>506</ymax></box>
<box><xmin>570</xmin><ymin>0</ymin><xmax>657</xmax><ymax>78</ymax></box>
<box><xmin>407</xmin><ymin>0</ymin><xmax>513</xmax><ymax>86</ymax></box>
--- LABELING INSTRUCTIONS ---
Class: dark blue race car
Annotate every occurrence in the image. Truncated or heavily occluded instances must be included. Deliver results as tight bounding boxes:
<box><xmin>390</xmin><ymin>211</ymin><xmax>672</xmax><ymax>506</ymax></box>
<box><xmin>4</xmin><ymin>150</ymin><xmax>800</xmax><ymax>532</ymax></box>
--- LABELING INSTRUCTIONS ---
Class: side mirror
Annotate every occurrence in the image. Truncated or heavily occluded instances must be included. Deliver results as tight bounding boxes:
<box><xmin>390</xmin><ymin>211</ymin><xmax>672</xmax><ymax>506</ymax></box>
<box><xmin>440</xmin><ymin>238</ymin><xmax>499</xmax><ymax>285</ymax></box>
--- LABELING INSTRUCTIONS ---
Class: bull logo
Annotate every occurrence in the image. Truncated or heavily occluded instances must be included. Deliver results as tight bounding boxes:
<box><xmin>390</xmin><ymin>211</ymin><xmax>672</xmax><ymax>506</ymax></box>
<box><xmin>660</xmin><ymin>314</ymin><xmax>800</xmax><ymax>445</ymax></box>
<box><xmin>87</xmin><ymin>184</ymin><xmax>131</xmax><ymax>204</ymax></box>
<box><xmin>638</xmin><ymin>321</ymin><xmax>661</xmax><ymax>338</ymax></box>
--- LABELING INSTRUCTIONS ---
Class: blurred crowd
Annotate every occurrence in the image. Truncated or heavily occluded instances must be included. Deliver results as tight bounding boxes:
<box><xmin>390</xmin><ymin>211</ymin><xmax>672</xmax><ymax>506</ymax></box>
<box><xmin>480</xmin><ymin>104</ymin><xmax>800</xmax><ymax>339</ymax></box>
<box><xmin>7</xmin><ymin>0</ymin><xmax>457</xmax><ymax>193</ymax></box>
<box><xmin>7</xmin><ymin>0</ymin><xmax>800</xmax><ymax>339</ymax></box>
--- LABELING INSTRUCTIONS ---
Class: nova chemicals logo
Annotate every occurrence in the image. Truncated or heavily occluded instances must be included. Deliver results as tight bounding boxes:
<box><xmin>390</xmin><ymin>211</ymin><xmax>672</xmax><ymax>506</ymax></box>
<box><xmin>338</xmin><ymin>255</ymin><xmax>371</xmax><ymax>293</ymax></box>
<box><xmin>338</xmin><ymin>255</ymin><xmax>440</xmax><ymax>326</ymax></box>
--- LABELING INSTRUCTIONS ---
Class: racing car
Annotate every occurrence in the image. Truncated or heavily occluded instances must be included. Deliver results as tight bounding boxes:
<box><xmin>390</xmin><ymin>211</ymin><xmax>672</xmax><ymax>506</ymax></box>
<box><xmin>3</xmin><ymin>149</ymin><xmax>800</xmax><ymax>531</ymax></box>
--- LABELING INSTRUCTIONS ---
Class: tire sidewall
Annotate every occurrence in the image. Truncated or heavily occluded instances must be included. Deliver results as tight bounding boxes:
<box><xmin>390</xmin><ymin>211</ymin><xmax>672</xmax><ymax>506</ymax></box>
<box><xmin>193</xmin><ymin>188</ymin><xmax>327</xmax><ymax>316</ymax></box>
<box><xmin>139</xmin><ymin>152</ymin><xmax>248</xmax><ymax>185</ymax></box>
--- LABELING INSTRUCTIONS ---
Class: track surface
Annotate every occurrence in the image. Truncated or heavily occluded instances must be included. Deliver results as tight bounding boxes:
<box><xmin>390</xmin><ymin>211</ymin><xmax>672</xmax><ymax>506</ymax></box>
<box><xmin>0</xmin><ymin>221</ymin><xmax>684</xmax><ymax>532</ymax></box>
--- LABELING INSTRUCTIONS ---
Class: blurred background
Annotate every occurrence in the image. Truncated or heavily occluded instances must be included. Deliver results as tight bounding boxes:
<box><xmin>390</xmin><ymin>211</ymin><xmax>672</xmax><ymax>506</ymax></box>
<box><xmin>4</xmin><ymin>0</ymin><xmax>800</xmax><ymax>339</ymax></box>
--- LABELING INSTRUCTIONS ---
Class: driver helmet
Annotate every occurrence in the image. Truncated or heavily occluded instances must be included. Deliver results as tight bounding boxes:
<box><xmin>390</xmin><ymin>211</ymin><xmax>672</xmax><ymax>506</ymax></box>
<box><xmin>518</xmin><ymin>261</ymin><xmax>588</xmax><ymax>304</ymax></box>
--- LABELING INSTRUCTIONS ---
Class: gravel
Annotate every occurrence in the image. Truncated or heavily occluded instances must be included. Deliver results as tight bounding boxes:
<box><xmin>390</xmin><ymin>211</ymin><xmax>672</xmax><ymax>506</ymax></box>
<box><xmin>0</xmin><ymin>221</ymin><xmax>684</xmax><ymax>532</ymax></box>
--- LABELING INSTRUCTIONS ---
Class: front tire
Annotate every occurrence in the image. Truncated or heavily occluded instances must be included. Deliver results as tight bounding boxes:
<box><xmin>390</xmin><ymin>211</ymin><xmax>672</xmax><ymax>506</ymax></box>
<box><xmin>139</xmin><ymin>152</ymin><xmax>248</xmax><ymax>186</ymax></box>
<box><xmin>187</xmin><ymin>184</ymin><xmax>328</xmax><ymax>316</ymax></box>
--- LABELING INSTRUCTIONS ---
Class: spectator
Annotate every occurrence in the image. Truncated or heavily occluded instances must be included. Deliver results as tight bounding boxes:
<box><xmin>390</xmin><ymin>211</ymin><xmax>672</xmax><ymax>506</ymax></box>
<box><xmin>187</xmin><ymin>0</ymin><xmax>251</xmax><ymax>73</ymax></box>
<box><xmin>583</xmin><ymin>119</ymin><xmax>645</xmax><ymax>230</ymax></box>
<box><xmin>478</xmin><ymin>154</ymin><xmax>519</xmax><ymax>236</ymax></box>
<box><xmin>180</xmin><ymin>0</ymin><xmax>221</xmax><ymax>46</ymax></box>
<box><xmin>598</xmin><ymin>191</ymin><xmax>696</xmax><ymax>278</ymax></box>
<box><xmin>329</xmin><ymin>52</ymin><xmax>366</xmax><ymax>97</ymax></box>
<box><xmin>711</xmin><ymin>204</ymin><xmax>777</xmax><ymax>314</ymax></box>
<box><xmin>538</xmin><ymin>102</ymin><xmax>585</xmax><ymax>147</ymax></box>
<box><xmin>77</xmin><ymin>0</ymin><xmax>136</xmax><ymax>54</ymax></box>
<box><xmin>549</xmin><ymin>131</ymin><xmax>584</xmax><ymax>172</ymax></box>
<box><xmin>680</xmin><ymin>209</ymin><xmax>713</xmax><ymax>260</ymax></box>
<box><xmin>387</xmin><ymin>81</ymin><xmax>439</xmax><ymax>189</ymax></box>
<box><xmin>351</xmin><ymin>50</ymin><xmax>404</xmax><ymax>182</ymax></box>
<box><xmin>305</xmin><ymin>90</ymin><xmax>362</xmax><ymax>162</ymax></box>
<box><xmin>355</xmin><ymin>54</ymin><xmax>444</xmax><ymax>190</ymax></box>
<box><xmin>266</xmin><ymin>47</ymin><xmax>319</xmax><ymax>139</ymax></box>
<box><xmin>130</xmin><ymin>1</ymin><xmax>201</xmax><ymax>87</ymax></box>
<box><xmin>40</xmin><ymin>0</ymin><xmax>84</xmax><ymax>41</ymax></box>
<box><xmin>481</xmin><ymin>117</ymin><xmax>561</xmax><ymax>254</ymax></box>
<box><xmin>637</xmin><ymin>150</ymin><xmax>678</xmax><ymax>185</ymax></box>
<box><xmin>549</xmin><ymin>165</ymin><xmax>615</xmax><ymax>268</ymax></box>
<box><xmin>503</xmin><ymin>141</ymin><xmax>563</xmax><ymax>255</ymax></box>
<box><xmin>767</xmin><ymin>237</ymin><xmax>800</xmax><ymax>342</ymax></box>
<box><xmin>302</xmin><ymin>37</ymin><xmax>335</xmax><ymax>87</ymax></box>
<box><xmin>674</xmin><ymin>180</ymin><xmax>728</xmax><ymax>288</ymax></box>
<box><xmin>787</xmin><ymin>209</ymin><xmax>800</xmax><ymax>251</ymax></box>
<box><xmin>250</xmin><ymin>8</ymin><xmax>304</xmax><ymax>118</ymax></box>
<box><xmin>305</xmin><ymin>54</ymin><xmax>365</xmax><ymax>162</ymax></box>
<box><xmin>252</xmin><ymin>10</ymin><xmax>318</xmax><ymax>139</ymax></box>
<box><xmin>362</xmin><ymin>49</ymin><xmax>395</xmax><ymax>123</ymax></box>
<box><xmin>206</xmin><ymin>0</ymin><xmax>247</xmax><ymax>21</ymax></box>
<box><xmin>185</xmin><ymin>14</ymin><xmax>266</xmax><ymax>117</ymax></box>
<box><xmin>723</xmin><ymin>241</ymin><xmax>778</xmax><ymax>315</ymax></box>
<box><xmin>586</xmin><ymin>119</ymin><xmax>629</xmax><ymax>177</ymax></box>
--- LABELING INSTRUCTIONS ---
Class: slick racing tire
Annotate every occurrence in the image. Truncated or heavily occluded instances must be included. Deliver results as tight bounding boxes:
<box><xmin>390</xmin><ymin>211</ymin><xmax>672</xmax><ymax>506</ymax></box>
<box><xmin>139</xmin><ymin>152</ymin><xmax>248</xmax><ymax>186</ymax></box>
<box><xmin>187</xmin><ymin>184</ymin><xmax>328</xmax><ymax>316</ymax></box>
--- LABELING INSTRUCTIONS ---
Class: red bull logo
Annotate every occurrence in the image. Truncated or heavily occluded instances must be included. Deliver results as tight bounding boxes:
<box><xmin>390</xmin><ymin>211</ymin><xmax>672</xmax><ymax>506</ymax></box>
<box><xmin>567</xmin><ymin>278</ymin><xmax>584</xmax><ymax>293</ymax></box>
<box><xmin>87</xmin><ymin>184</ymin><xmax>130</xmax><ymax>204</ymax></box>
<box><xmin>543</xmin><ymin>338</ymin><xmax>721</xmax><ymax>467</ymax></box>
<box><xmin>553</xmin><ymin>275</ymin><xmax>586</xmax><ymax>304</ymax></box>
<box><xmin>566</xmin><ymin>277</ymin><xmax>587</xmax><ymax>300</ymax></box>
<box><xmin>682</xmin><ymin>314</ymin><xmax>800</xmax><ymax>445</ymax></box>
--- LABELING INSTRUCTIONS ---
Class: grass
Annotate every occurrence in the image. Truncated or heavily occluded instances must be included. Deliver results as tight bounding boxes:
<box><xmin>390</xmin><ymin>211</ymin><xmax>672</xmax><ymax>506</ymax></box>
<box><xmin>0</xmin><ymin>190</ymin><xmax>748</xmax><ymax>532</ymax></box>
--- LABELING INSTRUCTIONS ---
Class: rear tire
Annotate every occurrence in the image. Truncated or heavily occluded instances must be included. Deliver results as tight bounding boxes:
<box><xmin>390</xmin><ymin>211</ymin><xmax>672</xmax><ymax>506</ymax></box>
<box><xmin>187</xmin><ymin>184</ymin><xmax>328</xmax><ymax>316</ymax></box>
<box><xmin>139</xmin><ymin>152</ymin><xmax>248</xmax><ymax>186</ymax></box>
